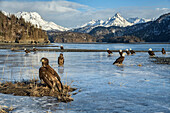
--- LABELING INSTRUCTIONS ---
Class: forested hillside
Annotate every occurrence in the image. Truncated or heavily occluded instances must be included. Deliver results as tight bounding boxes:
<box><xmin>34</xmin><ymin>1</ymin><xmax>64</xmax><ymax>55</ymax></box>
<box><xmin>0</xmin><ymin>11</ymin><xmax>49</xmax><ymax>44</ymax></box>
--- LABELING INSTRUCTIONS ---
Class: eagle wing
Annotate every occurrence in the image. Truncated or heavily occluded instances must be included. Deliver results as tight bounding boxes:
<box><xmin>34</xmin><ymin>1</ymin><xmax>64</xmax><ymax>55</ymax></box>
<box><xmin>148</xmin><ymin>51</ymin><xmax>155</xmax><ymax>56</ymax></box>
<box><xmin>130</xmin><ymin>50</ymin><xmax>135</xmax><ymax>54</ymax></box>
<box><xmin>39</xmin><ymin>67</ymin><xmax>53</xmax><ymax>89</ymax></box>
<box><xmin>47</xmin><ymin>65</ymin><xmax>63</xmax><ymax>91</ymax></box>
<box><xmin>113</xmin><ymin>57</ymin><xmax>124</xmax><ymax>64</ymax></box>
<box><xmin>126</xmin><ymin>51</ymin><xmax>130</xmax><ymax>55</ymax></box>
<box><xmin>58</xmin><ymin>57</ymin><xmax>64</xmax><ymax>65</ymax></box>
<box><xmin>107</xmin><ymin>50</ymin><xmax>112</xmax><ymax>54</ymax></box>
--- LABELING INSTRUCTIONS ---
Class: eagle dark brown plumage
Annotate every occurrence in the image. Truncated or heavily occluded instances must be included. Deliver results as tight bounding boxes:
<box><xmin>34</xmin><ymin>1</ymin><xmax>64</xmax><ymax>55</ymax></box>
<box><xmin>39</xmin><ymin>57</ymin><xmax>63</xmax><ymax>92</ymax></box>
<box><xmin>119</xmin><ymin>49</ymin><xmax>123</xmax><ymax>57</ymax></box>
<box><xmin>148</xmin><ymin>48</ymin><xmax>155</xmax><ymax>57</ymax></box>
<box><xmin>130</xmin><ymin>48</ymin><xmax>135</xmax><ymax>55</ymax></box>
<box><xmin>107</xmin><ymin>48</ymin><xmax>113</xmax><ymax>55</ymax></box>
<box><xmin>33</xmin><ymin>47</ymin><xmax>37</xmax><ymax>52</ymax></box>
<box><xmin>113</xmin><ymin>53</ymin><xmax>126</xmax><ymax>65</ymax></box>
<box><xmin>161</xmin><ymin>48</ymin><xmax>166</xmax><ymax>54</ymax></box>
<box><xmin>58</xmin><ymin>53</ymin><xmax>64</xmax><ymax>66</ymax></box>
<box><xmin>24</xmin><ymin>48</ymin><xmax>30</xmax><ymax>53</ymax></box>
<box><xmin>126</xmin><ymin>49</ymin><xmax>130</xmax><ymax>55</ymax></box>
<box><xmin>60</xmin><ymin>45</ymin><xmax>64</xmax><ymax>50</ymax></box>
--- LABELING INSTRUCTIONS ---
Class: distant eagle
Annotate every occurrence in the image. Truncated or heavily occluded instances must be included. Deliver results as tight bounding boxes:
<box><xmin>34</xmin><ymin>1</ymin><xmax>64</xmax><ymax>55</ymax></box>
<box><xmin>58</xmin><ymin>53</ymin><xmax>64</xmax><ymax>66</ymax></box>
<box><xmin>113</xmin><ymin>53</ymin><xmax>126</xmax><ymax>65</ymax></box>
<box><xmin>39</xmin><ymin>57</ymin><xmax>63</xmax><ymax>92</ymax></box>
<box><xmin>161</xmin><ymin>48</ymin><xmax>166</xmax><ymax>54</ymax></box>
<box><xmin>107</xmin><ymin>48</ymin><xmax>113</xmax><ymax>55</ymax></box>
<box><xmin>24</xmin><ymin>48</ymin><xmax>30</xmax><ymax>53</ymax></box>
<box><xmin>148</xmin><ymin>48</ymin><xmax>155</xmax><ymax>57</ymax></box>
<box><xmin>119</xmin><ymin>49</ymin><xmax>123</xmax><ymax>56</ymax></box>
<box><xmin>130</xmin><ymin>48</ymin><xmax>136</xmax><ymax>55</ymax></box>
<box><xmin>60</xmin><ymin>45</ymin><xmax>64</xmax><ymax>50</ymax></box>
<box><xmin>126</xmin><ymin>49</ymin><xmax>130</xmax><ymax>55</ymax></box>
<box><xmin>33</xmin><ymin>47</ymin><xmax>37</xmax><ymax>52</ymax></box>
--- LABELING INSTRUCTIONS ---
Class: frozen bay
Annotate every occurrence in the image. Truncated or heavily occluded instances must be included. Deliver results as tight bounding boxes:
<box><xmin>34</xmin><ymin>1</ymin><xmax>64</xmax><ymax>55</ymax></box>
<box><xmin>0</xmin><ymin>43</ymin><xmax>170</xmax><ymax>113</ymax></box>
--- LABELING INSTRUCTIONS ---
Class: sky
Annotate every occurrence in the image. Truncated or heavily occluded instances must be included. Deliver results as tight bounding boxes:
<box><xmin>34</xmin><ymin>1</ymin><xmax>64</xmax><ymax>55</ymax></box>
<box><xmin>0</xmin><ymin>0</ymin><xmax>170</xmax><ymax>28</ymax></box>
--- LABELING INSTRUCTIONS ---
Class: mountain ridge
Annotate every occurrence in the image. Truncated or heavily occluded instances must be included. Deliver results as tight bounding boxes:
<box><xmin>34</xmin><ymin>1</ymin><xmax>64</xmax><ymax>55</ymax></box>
<box><xmin>89</xmin><ymin>12</ymin><xmax>170</xmax><ymax>42</ymax></box>
<box><xmin>72</xmin><ymin>12</ymin><xmax>152</xmax><ymax>33</ymax></box>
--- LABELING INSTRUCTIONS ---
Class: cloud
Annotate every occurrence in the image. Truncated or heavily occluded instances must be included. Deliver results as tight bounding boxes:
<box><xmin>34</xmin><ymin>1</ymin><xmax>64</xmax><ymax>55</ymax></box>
<box><xmin>115</xmin><ymin>7</ymin><xmax>170</xmax><ymax>19</ymax></box>
<box><xmin>0</xmin><ymin>0</ymin><xmax>169</xmax><ymax>28</ymax></box>
<box><xmin>0</xmin><ymin>0</ymin><xmax>91</xmax><ymax>27</ymax></box>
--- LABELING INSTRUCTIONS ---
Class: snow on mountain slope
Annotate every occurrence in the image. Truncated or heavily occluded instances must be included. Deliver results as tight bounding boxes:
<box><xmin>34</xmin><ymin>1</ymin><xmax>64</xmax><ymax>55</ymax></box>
<box><xmin>80</xmin><ymin>19</ymin><xmax>104</xmax><ymax>28</ymax></box>
<box><xmin>3</xmin><ymin>11</ymin><xmax>68</xmax><ymax>31</ymax></box>
<box><xmin>103</xmin><ymin>13</ymin><xmax>133</xmax><ymax>27</ymax></box>
<box><xmin>127</xmin><ymin>17</ymin><xmax>151</xmax><ymax>24</ymax></box>
<box><xmin>73</xmin><ymin>12</ymin><xmax>152</xmax><ymax>33</ymax></box>
<box><xmin>15</xmin><ymin>12</ymin><xmax>69</xmax><ymax>31</ymax></box>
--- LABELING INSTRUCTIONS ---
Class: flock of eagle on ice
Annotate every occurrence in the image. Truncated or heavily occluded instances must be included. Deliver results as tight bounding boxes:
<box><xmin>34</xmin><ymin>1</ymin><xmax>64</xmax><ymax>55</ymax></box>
<box><xmin>16</xmin><ymin>45</ymin><xmax>167</xmax><ymax>94</ymax></box>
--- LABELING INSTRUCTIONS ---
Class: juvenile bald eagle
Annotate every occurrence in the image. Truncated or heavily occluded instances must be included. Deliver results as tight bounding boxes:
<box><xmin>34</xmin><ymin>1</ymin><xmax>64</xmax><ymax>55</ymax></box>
<box><xmin>24</xmin><ymin>48</ymin><xmax>30</xmax><ymax>54</ymax></box>
<box><xmin>148</xmin><ymin>48</ymin><xmax>155</xmax><ymax>57</ymax></box>
<box><xmin>60</xmin><ymin>45</ymin><xmax>64</xmax><ymax>50</ymax></box>
<box><xmin>113</xmin><ymin>53</ymin><xmax>126</xmax><ymax>65</ymax></box>
<box><xmin>126</xmin><ymin>49</ymin><xmax>130</xmax><ymax>55</ymax></box>
<box><xmin>119</xmin><ymin>49</ymin><xmax>123</xmax><ymax>56</ymax></box>
<box><xmin>107</xmin><ymin>48</ymin><xmax>113</xmax><ymax>55</ymax></box>
<box><xmin>130</xmin><ymin>48</ymin><xmax>136</xmax><ymax>55</ymax></box>
<box><xmin>39</xmin><ymin>57</ymin><xmax>63</xmax><ymax>92</ymax></box>
<box><xmin>58</xmin><ymin>53</ymin><xmax>64</xmax><ymax>66</ymax></box>
<box><xmin>161</xmin><ymin>48</ymin><xmax>166</xmax><ymax>54</ymax></box>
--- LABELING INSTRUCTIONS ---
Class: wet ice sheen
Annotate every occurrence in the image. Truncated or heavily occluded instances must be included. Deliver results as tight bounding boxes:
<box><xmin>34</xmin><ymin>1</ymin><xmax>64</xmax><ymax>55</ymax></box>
<box><xmin>0</xmin><ymin>43</ymin><xmax>170</xmax><ymax>113</ymax></box>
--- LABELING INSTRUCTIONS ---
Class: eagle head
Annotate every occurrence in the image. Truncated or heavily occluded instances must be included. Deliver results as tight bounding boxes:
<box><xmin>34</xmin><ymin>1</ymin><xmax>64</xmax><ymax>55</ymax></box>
<box><xmin>40</xmin><ymin>57</ymin><xmax>49</xmax><ymax>67</ymax></box>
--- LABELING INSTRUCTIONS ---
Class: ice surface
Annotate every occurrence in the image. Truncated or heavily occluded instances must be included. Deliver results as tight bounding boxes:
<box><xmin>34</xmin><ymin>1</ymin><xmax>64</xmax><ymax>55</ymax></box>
<box><xmin>0</xmin><ymin>43</ymin><xmax>170</xmax><ymax>112</ymax></box>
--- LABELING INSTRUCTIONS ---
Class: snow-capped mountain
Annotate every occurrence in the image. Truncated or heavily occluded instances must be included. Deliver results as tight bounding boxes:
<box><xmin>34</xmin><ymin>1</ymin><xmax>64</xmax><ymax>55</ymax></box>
<box><xmin>127</xmin><ymin>17</ymin><xmax>151</xmax><ymax>24</ymax></box>
<box><xmin>80</xmin><ymin>19</ymin><xmax>104</xmax><ymax>28</ymax></box>
<box><xmin>89</xmin><ymin>12</ymin><xmax>170</xmax><ymax>42</ymax></box>
<box><xmin>103</xmin><ymin>13</ymin><xmax>133</xmax><ymax>27</ymax></box>
<box><xmin>72</xmin><ymin>12</ymin><xmax>151</xmax><ymax>33</ymax></box>
<box><xmin>3</xmin><ymin>11</ymin><xmax>68</xmax><ymax>31</ymax></box>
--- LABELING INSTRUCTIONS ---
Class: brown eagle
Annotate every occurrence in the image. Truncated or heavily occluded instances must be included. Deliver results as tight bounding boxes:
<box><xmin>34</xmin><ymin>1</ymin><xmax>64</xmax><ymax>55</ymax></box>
<box><xmin>119</xmin><ymin>49</ymin><xmax>123</xmax><ymax>57</ymax></box>
<box><xmin>58</xmin><ymin>53</ymin><xmax>64</xmax><ymax>66</ymax></box>
<box><xmin>39</xmin><ymin>57</ymin><xmax>63</xmax><ymax>92</ymax></box>
<box><xmin>161</xmin><ymin>48</ymin><xmax>166</xmax><ymax>54</ymax></box>
<box><xmin>148</xmin><ymin>48</ymin><xmax>155</xmax><ymax>57</ymax></box>
<box><xmin>130</xmin><ymin>48</ymin><xmax>136</xmax><ymax>55</ymax></box>
<box><xmin>107</xmin><ymin>48</ymin><xmax>113</xmax><ymax>55</ymax></box>
<box><xmin>24</xmin><ymin>48</ymin><xmax>30</xmax><ymax>54</ymax></box>
<box><xmin>113</xmin><ymin>53</ymin><xmax>126</xmax><ymax>65</ymax></box>
<box><xmin>33</xmin><ymin>47</ymin><xmax>37</xmax><ymax>52</ymax></box>
<box><xmin>126</xmin><ymin>49</ymin><xmax>130</xmax><ymax>55</ymax></box>
<box><xmin>60</xmin><ymin>45</ymin><xmax>64</xmax><ymax>50</ymax></box>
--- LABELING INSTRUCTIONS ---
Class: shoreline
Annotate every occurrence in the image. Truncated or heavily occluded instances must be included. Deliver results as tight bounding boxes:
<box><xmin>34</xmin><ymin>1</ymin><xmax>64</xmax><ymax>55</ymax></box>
<box><xmin>0</xmin><ymin>48</ymin><xmax>168</xmax><ymax>52</ymax></box>
<box><xmin>0</xmin><ymin>42</ymin><xmax>170</xmax><ymax>45</ymax></box>
<box><xmin>0</xmin><ymin>42</ymin><xmax>169</xmax><ymax>52</ymax></box>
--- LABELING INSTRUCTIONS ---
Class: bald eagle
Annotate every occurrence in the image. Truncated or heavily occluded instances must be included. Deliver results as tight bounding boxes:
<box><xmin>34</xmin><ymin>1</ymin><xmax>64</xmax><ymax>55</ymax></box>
<box><xmin>126</xmin><ymin>49</ymin><xmax>130</xmax><ymax>55</ymax></box>
<box><xmin>161</xmin><ymin>48</ymin><xmax>166</xmax><ymax>54</ymax></box>
<box><xmin>148</xmin><ymin>48</ymin><xmax>155</xmax><ymax>57</ymax></box>
<box><xmin>24</xmin><ymin>48</ymin><xmax>30</xmax><ymax>54</ymax></box>
<box><xmin>107</xmin><ymin>48</ymin><xmax>113</xmax><ymax>55</ymax></box>
<box><xmin>39</xmin><ymin>57</ymin><xmax>63</xmax><ymax>92</ymax></box>
<box><xmin>113</xmin><ymin>53</ymin><xmax>126</xmax><ymax>65</ymax></box>
<box><xmin>33</xmin><ymin>47</ymin><xmax>37</xmax><ymax>52</ymax></box>
<box><xmin>58</xmin><ymin>53</ymin><xmax>64</xmax><ymax>66</ymax></box>
<box><xmin>130</xmin><ymin>48</ymin><xmax>136</xmax><ymax>55</ymax></box>
<box><xmin>119</xmin><ymin>49</ymin><xmax>123</xmax><ymax>56</ymax></box>
<box><xmin>60</xmin><ymin>45</ymin><xmax>64</xmax><ymax>50</ymax></box>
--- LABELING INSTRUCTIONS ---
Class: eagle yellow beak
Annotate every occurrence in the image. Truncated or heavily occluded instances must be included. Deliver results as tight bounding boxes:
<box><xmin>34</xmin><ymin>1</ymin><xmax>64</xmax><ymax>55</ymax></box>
<box><xmin>40</xmin><ymin>59</ymin><xmax>45</xmax><ymax>62</ymax></box>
